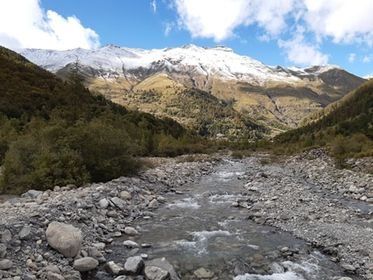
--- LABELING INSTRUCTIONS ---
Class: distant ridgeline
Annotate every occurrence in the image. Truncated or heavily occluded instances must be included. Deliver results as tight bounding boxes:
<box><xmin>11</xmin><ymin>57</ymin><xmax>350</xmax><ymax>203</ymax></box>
<box><xmin>274</xmin><ymin>79</ymin><xmax>373</xmax><ymax>159</ymax></box>
<box><xmin>0</xmin><ymin>46</ymin><xmax>208</xmax><ymax>194</ymax></box>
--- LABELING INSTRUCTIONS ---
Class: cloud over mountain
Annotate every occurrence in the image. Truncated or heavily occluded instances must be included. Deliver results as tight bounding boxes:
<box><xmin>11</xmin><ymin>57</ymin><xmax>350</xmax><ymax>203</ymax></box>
<box><xmin>0</xmin><ymin>0</ymin><xmax>100</xmax><ymax>50</ymax></box>
<box><xmin>171</xmin><ymin>0</ymin><xmax>373</xmax><ymax>66</ymax></box>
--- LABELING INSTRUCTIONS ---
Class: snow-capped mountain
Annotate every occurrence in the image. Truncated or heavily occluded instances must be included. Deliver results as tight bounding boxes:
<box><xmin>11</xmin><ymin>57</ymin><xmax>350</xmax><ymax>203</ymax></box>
<box><xmin>21</xmin><ymin>44</ymin><xmax>339</xmax><ymax>85</ymax></box>
<box><xmin>20</xmin><ymin>44</ymin><xmax>365</xmax><ymax>135</ymax></box>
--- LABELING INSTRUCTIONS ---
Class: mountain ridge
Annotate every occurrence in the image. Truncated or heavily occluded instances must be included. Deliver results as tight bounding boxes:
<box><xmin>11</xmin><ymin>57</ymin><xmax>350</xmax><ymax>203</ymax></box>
<box><xmin>20</xmin><ymin>45</ymin><xmax>366</xmax><ymax>136</ymax></box>
<box><xmin>21</xmin><ymin>44</ymin><xmax>347</xmax><ymax>83</ymax></box>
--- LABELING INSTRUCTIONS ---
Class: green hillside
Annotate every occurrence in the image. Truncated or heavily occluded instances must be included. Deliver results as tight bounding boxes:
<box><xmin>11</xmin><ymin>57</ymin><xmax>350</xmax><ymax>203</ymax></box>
<box><xmin>274</xmin><ymin>80</ymin><xmax>373</xmax><ymax>159</ymax></box>
<box><xmin>0</xmin><ymin>46</ymin><xmax>205</xmax><ymax>194</ymax></box>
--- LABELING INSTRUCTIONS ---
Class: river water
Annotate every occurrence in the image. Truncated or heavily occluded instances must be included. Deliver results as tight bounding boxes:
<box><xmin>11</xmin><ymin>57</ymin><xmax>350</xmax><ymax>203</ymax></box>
<box><xmin>113</xmin><ymin>159</ymin><xmax>360</xmax><ymax>279</ymax></box>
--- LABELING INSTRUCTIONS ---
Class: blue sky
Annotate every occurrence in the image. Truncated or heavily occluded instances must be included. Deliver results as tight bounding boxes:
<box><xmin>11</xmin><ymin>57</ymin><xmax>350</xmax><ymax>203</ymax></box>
<box><xmin>0</xmin><ymin>0</ymin><xmax>372</xmax><ymax>77</ymax></box>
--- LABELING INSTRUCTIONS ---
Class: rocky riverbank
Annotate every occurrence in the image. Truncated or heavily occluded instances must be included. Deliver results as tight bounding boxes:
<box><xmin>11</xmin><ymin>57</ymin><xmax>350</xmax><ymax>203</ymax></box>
<box><xmin>0</xmin><ymin>156</ymin><xmax>217</xmax><ymax>280</ymax></box>
<box><xmin>240</xmin><ymin>149</ymin><xmax>373</xmax><ymax>279</ymax></box>
<box><xmin>0</xmin><ymin>150</ymin><xmax>372</xmax><ymax>280</ymax></box>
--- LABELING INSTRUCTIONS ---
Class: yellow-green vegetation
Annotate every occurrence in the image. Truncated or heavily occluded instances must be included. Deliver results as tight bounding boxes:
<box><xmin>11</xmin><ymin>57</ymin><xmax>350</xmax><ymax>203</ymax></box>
<box><xmin>86</xmin><ymin>69</ymin><xmax>364</xmax><ymax>138</ymax></box>
<box><xmin>273</xmin><ymin>80</ymin><xmax>373</xmax><ymax>160</ymax></box>
<box><xmin>0</xmin><ymin>47</ymin><xmax>209</xmax><ymax>194</ymax></box>
<box><xmin>89</xmin><ymin>74</ymin><xmax>266</xmax><ymax>139</ymax></box>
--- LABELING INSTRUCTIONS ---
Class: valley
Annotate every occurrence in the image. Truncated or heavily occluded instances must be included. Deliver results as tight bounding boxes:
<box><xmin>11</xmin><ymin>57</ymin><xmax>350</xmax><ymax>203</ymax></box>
<box><xmin>0</xmin><ymin>45</ymin><xmax>371</xmax><ymax>280</ymax></box>
<box><xmin>21</xmin><ymin>45</ymin><xmax>365</xmax><ymax>137</ymax></box>
<box><xmin>0</xmin><ymin>0</ymin><xmax>372</xmax><ymax>279</ymax></box>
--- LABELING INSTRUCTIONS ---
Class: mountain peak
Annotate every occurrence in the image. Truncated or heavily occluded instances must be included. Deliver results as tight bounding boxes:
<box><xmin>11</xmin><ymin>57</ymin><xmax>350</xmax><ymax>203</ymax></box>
<box><xmin>103</xmin><ymin>44</ymin><xmax>122</xmax><ymax>49</ymax></box>
<box><xmin>212</xmin><ymin>45</ymin><xmax>233</xmax><ymax>52</ymax></box>
<box><xmin>20</xmin><ymin>44</ymin><xmax>353</xmax><ymax>85</ymax></box>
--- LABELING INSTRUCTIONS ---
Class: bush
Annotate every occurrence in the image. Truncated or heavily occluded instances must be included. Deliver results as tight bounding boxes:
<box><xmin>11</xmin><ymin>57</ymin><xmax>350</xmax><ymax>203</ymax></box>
<box><xmin>69</xmin><ymin>120</ymin><xmax>141</xmax><ymax>182</ymax></box>
<box><xmin>0</xmin><ymin>135</ymin><xmax>89</xmax><ymax>194</ymax></box>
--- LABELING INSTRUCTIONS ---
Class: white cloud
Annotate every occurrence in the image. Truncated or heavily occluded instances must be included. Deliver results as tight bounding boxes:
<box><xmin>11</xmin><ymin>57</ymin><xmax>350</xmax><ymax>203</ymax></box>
<box><xmin>0</xmin><ymin>0</ymin><xmax>100</xmax><ymax>50</ymax></box>
<box><xmin>302</xmin><ymin>0</ymin><xmax>373</xmax><ymax>46</ymax></box>
<box><xmin>172</xmin><ymin>0</ymin><xmax>373</xmax><ymax>46</ymax></box>
<box><xmin>348</xmin><ymin>53</ymin><xmax>356</xmax><ymax>63</ymax></box>
<box><xmin>279</xmin><ymin>31</ymin><xmax>328</xmax><ymax>66</ymax></box>
<box><xmin>172</xmin><ymin>0</ymin><xmax>295</xmax><ymax>42</ymax></box>
<box><xmin>151</xmin><ymin>0</ymin><xmax>157</xmax><ymax>13</ymax></box>
<box><xmin>164</xmin><ymin>22</ymin><xmax>173</xmax><ymax>36</ymax></box>
<box><xmin>170</xmin><ymin>0</ymin><xmax>373</xmax><ymax>66</ymax></box>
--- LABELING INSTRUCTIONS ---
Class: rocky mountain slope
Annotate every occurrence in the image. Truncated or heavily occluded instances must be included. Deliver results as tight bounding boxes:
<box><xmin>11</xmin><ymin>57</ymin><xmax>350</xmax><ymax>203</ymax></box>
<box><xmin>21</xmin><ymin>45</ymin><xmax>365</xmax><ymax>136</ymax></box>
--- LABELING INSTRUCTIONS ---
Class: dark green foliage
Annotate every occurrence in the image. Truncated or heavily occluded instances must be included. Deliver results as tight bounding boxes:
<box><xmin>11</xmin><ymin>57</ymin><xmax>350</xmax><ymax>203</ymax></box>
<box><xmin>273</xmin><ymin>80</ymin><xmax>373</xmax><ymax>159</ymax></box>
<box><xmin>0</xmin><ymin>46</ymin><xmax>207</xmax><ymax>194</ymax></box>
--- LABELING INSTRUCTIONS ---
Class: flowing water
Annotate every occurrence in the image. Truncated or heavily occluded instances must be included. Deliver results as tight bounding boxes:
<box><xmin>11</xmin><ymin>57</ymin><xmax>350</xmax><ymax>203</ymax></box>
<box><xmin>112</xmin><ymin>159</ymin><xmax>361</xmax><ymax>279</ymax></box>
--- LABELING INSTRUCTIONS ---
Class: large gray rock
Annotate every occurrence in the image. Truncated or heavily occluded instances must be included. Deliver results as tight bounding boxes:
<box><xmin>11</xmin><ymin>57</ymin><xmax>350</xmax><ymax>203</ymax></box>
<box><xmin>0</xmin><ymin>229</ymin><xmax>12</xmax><ymax>243</ymax></box>
<box><xmin>46</xmin><ymin>222</ymin><xmax>82</xmax><ymax>258</ymax></box>
<box><xmin>124</xmin><ymin>227</ymin><xmax>138</xmax><ymax>236</ymax></box>
<box><xmin>145</xmin><ymin>266</ymin><xmax>170</xmax><ymax>280</ymax></box>
<box><xmin>98</xmin><ymin>198</ymin><xmax>109</xmax><ymax>209</ymax></box>
<box><xmin>19</xmin><ymin>225</ymin><xmax>32</xmax><ymax>240</ymax></box>
<box><xmin>110</xmin><ymin>197</ymin><xmax>126</xmax><ymax>210</ymax></box>
<box><xmin>45</xmin><ymin>264</ymin><xmax>61</xmax><ymax>274</ymax></box>
<box><xmin>193</xmin><ymin>267</ymin><xmax>214</xmax><ymax>279</ymax></box>
<box><xmin>73</xmin><ymin>257</ymin><xmax>99</xmax><ymax>272</ymax></box>
<box><xmin>0</xmin><ymin>259</ymin><xmax>13</xmax><ymax>270</ymax></box>
<box><xmin>0</xmin><ymin>243</ymin><xmax>6</xmax><ymax>258</ymax></box>
<box><xmin>64</xmin><ymin>270</ymin><xmax>81</xmax><ymax>280</ymax></box>
<box><xmin>146</xmin><ymin>258</ymin><xmax>179</xmax><ymax>280</ymax></box>
<box><xmin>22</xmin><ymin>189</ymin><xmax>43</xmax><ymax>199</ymax></box>
<box><xmin>123</xmin><ymin>240</ymin><xmax>140</xmax><ymax>248</ymax></box>
<box><xmin>46</xmin><ymin>272</ymin><xmax>65</xmax><ymax>280</ymax></box>
<box><xmin>148</xmin><ymin>199</ymin><xmax>159</xmax><ymax>209</ymax></box>
<box><xmin>105</xmin><ymin>261</ymin><xmax>124</xmax><ymax>275</ymax></box>
<box><xmin>124</xmin><ymin>256</ymin><xmax>144</xmax><ymax>275</ymax></box>
<box><xmin>119</xmin><ymin>191</ymin><xmax>132</xmax><ymax>200</ymax></box>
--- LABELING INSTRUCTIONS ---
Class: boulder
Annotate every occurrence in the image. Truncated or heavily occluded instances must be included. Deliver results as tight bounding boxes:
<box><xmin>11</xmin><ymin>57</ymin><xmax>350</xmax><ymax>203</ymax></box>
<box><xmin>73</xmin><ymin>257</ymin><xmax>99</xmax><ymax>272</ymax></box>
<box><xmin>124</xmin><ymin>256</ymin><xmax>144</xmax><ymax>275</ymax></box>
<box><xmin>110</xmin><ymin>197</ymin><xmax>126</xmax><ymax>210</ymax></box>
<box><xmin>0</xmin><ymin>259</ymin><xmax>13</xmax><ymax>270</ymax></box>
<box><xmin>46</xmin><ymin>222</ymin><xmax>82</xmax><ymax>258</ymax></box>
<box><xmin>46</xmin><ymin>272</ymin><xmax>65</xmax><ymax>280</ymax></box>
<box><xmin>123</xmin><ymin>240</ymin><xmax>140</xmax><ymax>248</ymax></box>
<box><xmin>98</xmin><ymin>198</ymin><xmax>109</xmax><ymax>209</ymax></box>
<box><xmin>146</xmin><ymin>258</ymin><xmax>179</xmax><ymax>280</ymax></box>
<box><xmin>19</xmin><ymin>225</ymin><xmax>32</xmax><ymax>240</ymax></box>
<box><xmin>148</xmin><ymin>199</ymin><xmax>159</xmax><ymax>209</ymax></box>
<box><xmin>124</xmin><ymin>227</ymin><xmax>138</xmax><ymax>236</ymax></box>
<box><xmin>193</xmin><ymin>267</ymin><xmax>214</xmax><ymax>279</ymax></box>
<box><xmin>0</xmin><ymin>229</ymin><xmax>12</xmax><ymax>243</ymax></box>
<box><xmin>22</xmin><ymin>189</ymin><xmax>43</xmax><ymax>199</ymax></box>
<box><xmin>0</xmin><ymin>243</ymin><xmax>6</xmax><ymax>258</ymax></box>
<box><xmin>145</xmin><ymin>266</ymin><xmax>170</xmax><ymax>280</ymax></box>
<box><xmin>119</xmin><ymin>191</ymin><xmax>132</xmax><ymax>200</ymax></box>
<box><xmin>105</xmin><ymin>261</ymin><xmax>124</xmax><ymax>275</ymax></box>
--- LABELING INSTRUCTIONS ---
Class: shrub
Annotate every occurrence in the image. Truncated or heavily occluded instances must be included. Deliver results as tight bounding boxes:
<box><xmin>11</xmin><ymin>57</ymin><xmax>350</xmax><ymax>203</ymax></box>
<box><xmin>0</xmin><ymin>135</ymin><xmax>89</xmax><ymax>194</ymax></box>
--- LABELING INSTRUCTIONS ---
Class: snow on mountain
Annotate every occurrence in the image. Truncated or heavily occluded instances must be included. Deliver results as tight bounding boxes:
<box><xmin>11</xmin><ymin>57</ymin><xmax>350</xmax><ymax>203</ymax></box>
<box><xmin>21</xmin><ymin>44</ymin><xmax>339</xmax><ymax>84</ymax></box>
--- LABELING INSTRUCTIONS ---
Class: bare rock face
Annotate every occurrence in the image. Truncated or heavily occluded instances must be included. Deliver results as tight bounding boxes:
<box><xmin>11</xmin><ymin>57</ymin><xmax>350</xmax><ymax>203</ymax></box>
<box><xmin>46</xmin><ymin>222</ymin><xmax>82</xmax><ymax>258</ymax></box>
